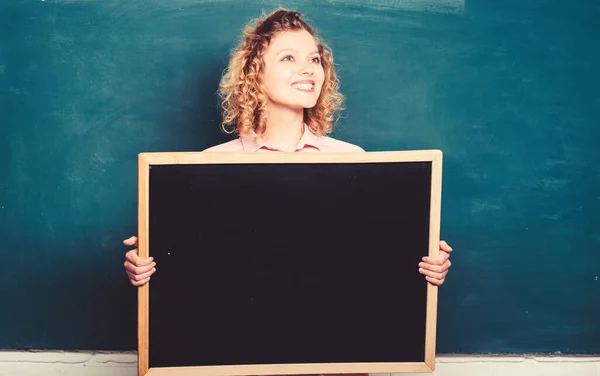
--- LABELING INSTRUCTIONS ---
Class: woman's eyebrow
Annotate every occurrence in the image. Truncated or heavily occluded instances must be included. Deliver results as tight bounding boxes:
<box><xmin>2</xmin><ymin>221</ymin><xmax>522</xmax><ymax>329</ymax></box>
<box><xmin>276</xmin><ymin>48</ymin><xmax>320</xmax><ymax>55</ymax></box>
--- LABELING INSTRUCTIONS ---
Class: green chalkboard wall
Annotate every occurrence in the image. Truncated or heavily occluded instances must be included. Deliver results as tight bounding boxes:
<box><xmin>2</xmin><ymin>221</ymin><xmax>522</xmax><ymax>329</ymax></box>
<box><xmin>1</xmin><ymin>0</ymin><xmax>598</xmax><ymax>353</ymax></box>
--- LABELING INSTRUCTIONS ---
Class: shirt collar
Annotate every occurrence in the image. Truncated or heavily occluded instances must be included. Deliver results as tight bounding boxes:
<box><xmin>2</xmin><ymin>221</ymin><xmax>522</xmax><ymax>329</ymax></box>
<box><xmin>240</xmin><ymin>124</ymin><xmax>321</xmax><ymax>152</ymax></box>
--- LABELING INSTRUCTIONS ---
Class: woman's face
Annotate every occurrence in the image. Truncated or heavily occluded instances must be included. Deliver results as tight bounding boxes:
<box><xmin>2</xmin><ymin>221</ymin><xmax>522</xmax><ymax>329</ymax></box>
<box><xmin>261</xmin><ymin>29</ymin><xmax>325</xmax><ymax>111</ymax></box>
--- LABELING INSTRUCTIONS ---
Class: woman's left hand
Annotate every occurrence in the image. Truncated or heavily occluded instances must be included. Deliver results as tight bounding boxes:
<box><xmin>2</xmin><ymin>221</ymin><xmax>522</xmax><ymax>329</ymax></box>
<box><xmin>418</xmin><ymin>240</ymin><xmax>453</xmax><ymax>286</ymax></box>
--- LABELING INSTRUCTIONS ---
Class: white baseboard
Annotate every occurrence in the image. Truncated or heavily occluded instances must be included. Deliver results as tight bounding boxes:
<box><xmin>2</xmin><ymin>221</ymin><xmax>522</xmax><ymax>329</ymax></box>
<box><xmin>0</xmin><ymin>351</ymin><xmax>598</xmax><ymax>376</ymax></box>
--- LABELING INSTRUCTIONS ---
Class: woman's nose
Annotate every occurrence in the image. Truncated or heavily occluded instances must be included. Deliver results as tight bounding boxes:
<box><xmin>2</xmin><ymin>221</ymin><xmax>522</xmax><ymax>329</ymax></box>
<box><xmin>299</xmin><ymin>63</ymin><xmax>314</xmax><ymax>75</ymax></box>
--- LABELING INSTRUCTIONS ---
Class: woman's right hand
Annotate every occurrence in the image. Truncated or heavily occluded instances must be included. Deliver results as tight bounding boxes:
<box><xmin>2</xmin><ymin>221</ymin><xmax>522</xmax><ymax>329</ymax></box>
<box><xmin>123</xmin><ymin>236</ymin><xmax>156</xmax><ymax>286</ymax></box>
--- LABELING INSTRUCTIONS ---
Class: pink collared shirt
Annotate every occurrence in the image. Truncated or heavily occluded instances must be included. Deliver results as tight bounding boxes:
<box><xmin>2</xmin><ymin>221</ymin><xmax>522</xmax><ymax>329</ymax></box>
<box><xmin>203</xmin><ymin>125</ymin><xmax>365</xmax><ymax>153</ymax></box>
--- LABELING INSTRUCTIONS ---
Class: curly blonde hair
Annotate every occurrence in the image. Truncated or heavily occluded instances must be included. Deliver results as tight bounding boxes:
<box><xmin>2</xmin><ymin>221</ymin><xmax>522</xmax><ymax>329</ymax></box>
<box><xmin>218</xmin><ymin>9</ymin><xmax>344</xmax><ymax>138</ymax></box>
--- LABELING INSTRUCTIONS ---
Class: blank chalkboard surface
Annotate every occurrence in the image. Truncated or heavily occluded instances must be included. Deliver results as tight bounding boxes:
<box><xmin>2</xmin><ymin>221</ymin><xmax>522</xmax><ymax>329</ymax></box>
<box><xmin>137</xmin><ymin>151</ymin><xmax>442</xmax><ymax>375</ymax></box>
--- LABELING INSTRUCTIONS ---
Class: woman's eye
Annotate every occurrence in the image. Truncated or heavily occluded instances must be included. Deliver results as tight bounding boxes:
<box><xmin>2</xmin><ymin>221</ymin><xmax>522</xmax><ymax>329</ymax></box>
<box><xmin>282</xmin><ymin>55</ymin><xmax>293</xmax><ymax>62</ymax></box>
<box><xmin>311</xmin><ymin>57</ymin><xmax>321</xmax><ymax>63</ymax></box>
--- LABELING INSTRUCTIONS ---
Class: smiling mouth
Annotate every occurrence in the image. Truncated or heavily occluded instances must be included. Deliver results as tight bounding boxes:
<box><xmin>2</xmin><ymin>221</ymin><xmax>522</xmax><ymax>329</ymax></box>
<box><xmin>292</xmin><ymin>83</ymin><xmax>315</xmax><ymax>92</ymax></box>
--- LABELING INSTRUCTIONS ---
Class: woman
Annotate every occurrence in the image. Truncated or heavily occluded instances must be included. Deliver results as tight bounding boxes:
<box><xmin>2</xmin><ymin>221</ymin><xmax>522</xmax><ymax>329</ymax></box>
<box><xmin>124</xmin><ymin>8</ymin><xmax>453</xmax><ymax>376</ymax></box>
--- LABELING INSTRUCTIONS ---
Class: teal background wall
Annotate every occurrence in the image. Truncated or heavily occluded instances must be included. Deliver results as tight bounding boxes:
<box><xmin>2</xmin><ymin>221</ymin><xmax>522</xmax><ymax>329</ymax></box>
<box><xmin>1</xmin><ymin>0</ymin><xmax>598</xmax><ymax>353</ymax></box>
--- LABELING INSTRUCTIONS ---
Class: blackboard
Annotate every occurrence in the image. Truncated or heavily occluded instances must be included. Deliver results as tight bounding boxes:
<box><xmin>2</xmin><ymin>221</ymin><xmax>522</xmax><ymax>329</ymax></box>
<box><xmin>2</xmin><ymin>0</ymin><xmax>599</xmax><ymax>356</ymax></box>
<box><xmin>137</xmin><ymin>150</ymin><xmax>442</xmax><ymax>375</ymax></box>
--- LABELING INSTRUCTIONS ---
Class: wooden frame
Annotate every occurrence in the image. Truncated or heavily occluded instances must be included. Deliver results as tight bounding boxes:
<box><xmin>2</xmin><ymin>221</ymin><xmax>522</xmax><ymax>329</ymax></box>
<box><xmin>137</xmin><ymin>150</ymin><xmax>443</xmax><ymax>376</ymax></box>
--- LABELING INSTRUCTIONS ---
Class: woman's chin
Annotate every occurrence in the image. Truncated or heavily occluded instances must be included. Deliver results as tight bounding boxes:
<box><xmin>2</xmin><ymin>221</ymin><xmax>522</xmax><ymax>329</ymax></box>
<box><xmin>299</xmin><ymin>100</ymin><xmax>319</xmax><ymax>109</ymax></box>
<box><xmin>282</xmin><ymin>102</ymin><xmax>317</xmax><ymax>111</ymax></box>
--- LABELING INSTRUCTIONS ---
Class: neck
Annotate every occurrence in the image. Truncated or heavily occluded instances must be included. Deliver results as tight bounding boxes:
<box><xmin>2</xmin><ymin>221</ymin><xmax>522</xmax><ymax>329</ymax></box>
<box><xmin>261</xmin><ymin>102</ymin><xmax>305</xmax><ymax>151</ymax></box>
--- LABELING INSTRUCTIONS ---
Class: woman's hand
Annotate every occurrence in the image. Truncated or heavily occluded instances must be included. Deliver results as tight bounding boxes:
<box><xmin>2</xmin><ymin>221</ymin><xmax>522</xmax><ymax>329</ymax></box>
<box><xmin>418</xmin><ymin>240</ymin><xmax>453</xmax><ymax>286</ymax></box>
<box><xmin>123</xmin><ymin>236</ymin><xmax>156</xmax><ymax>286</ymax></box>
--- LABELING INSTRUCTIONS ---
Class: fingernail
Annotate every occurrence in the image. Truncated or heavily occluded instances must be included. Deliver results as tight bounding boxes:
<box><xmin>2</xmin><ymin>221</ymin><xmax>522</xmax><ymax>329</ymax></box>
<box><xmin>419</xmin><ymin>268</ymin><xmax>424</xmax><ymax>273</ymax></box>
